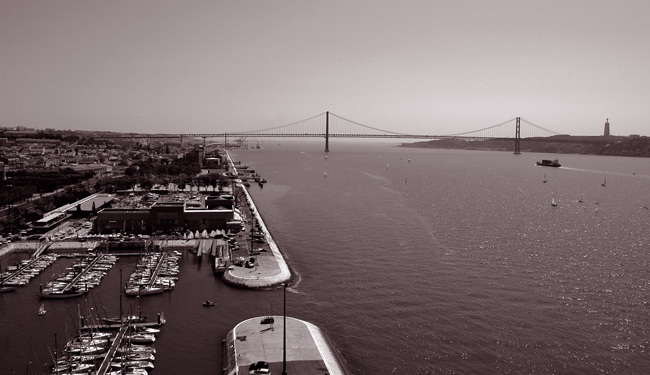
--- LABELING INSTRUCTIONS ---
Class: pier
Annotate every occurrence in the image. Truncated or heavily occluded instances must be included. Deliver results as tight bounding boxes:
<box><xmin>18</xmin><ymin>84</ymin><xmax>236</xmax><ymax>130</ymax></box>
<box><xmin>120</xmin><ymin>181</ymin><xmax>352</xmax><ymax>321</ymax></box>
<box><xmin>147</xmin><ymin>253</ymin><xmax>167</xmax><ymax>287</ymax></box>
<box><xmin>223</xmin><ymin>316</ymin><xmax>350</xmax><ymax>375</ymax></box>
<box><xmin>94</xmin><ymin>325</ymin><xmax>128</xmax><ymax>375</ymax></box>
<box><xmin>32</xmin><ymin>241</ymin><xmax>51</xmax><ymax>258</ymax></box>
<box><xmin>82</xmin><ymin>315</ymin><xmax>165</xmax><ymax>331</ymax></box>
<box><xmin>1</xmin><ymin>253</ymin><xmax>57</xmax><ymax>287</ymax></box>
<box><xmin>62</xmin><ymin>254</ymin><xmax>105</xmax><ymax>293</ymax></box>
<box><xmin>222</xmin><ymin>151</ymin><xmax>291</xmax><ymax>288</ymax></box>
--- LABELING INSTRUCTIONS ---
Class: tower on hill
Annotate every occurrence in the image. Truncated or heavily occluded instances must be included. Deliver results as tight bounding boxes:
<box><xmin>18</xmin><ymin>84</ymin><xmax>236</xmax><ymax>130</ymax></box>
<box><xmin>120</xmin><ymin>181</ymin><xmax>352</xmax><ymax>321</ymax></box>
<box><xmin>604</xmin><ymin>118</ymin><xmax>610</xmax><ymax>136</ymax></box>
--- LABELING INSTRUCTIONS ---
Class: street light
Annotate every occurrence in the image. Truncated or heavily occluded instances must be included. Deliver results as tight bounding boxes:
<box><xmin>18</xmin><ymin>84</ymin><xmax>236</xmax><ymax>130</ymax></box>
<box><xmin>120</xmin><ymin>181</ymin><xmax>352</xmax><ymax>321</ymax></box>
<box><xmin>282</xmin><ymin>282</ymin><xmax>287</xmax><ymax>375</ymax></box>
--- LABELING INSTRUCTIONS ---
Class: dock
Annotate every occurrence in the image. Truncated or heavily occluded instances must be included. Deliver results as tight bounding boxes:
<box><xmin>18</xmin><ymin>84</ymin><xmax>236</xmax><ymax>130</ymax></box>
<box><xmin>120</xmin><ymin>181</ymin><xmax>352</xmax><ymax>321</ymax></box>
<box><xmin>147</xmin><ymin>253</ymin><xmax>167</xmax><ymax>287</ymax></box>
<box><xmin>62</xmin><ymin>254</ymin><xmax>104</xmax><ymax>293</ymax></box>
<box><xmin>1</xmin><ymin>253</ymin><xmax>56</xmax><ymax>287</ymax></box>
<box><xmin>223</xmin><ymin>316</ymin><xmax>349</xmax><ymax>375</ymax></box>
<box><xmin>94</xmin><ymin>325</ymin><xmax>128</xmax><ymax>375</ymax></box>
<box><xmin>32</xmin><ymin>241</ymin><xmax>51</xmax><ymax>258</ymax></box>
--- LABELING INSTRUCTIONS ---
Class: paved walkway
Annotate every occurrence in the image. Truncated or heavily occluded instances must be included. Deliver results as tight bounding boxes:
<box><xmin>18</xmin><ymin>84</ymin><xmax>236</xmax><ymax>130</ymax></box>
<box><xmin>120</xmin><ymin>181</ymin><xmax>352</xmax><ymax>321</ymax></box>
<box><xmin>227</xmin><ymin>316</ymin><xmax>349</xmax><ymax>375</ymax></box>
<box><xmin>222</xmin><ymin>152</ymin><xmax>290</xmax><ymax>289</ymax></box>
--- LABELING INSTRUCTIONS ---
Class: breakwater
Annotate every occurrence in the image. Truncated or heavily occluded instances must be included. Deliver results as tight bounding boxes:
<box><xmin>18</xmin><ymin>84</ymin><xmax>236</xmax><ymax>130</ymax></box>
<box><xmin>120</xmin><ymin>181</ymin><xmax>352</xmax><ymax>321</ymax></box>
<box><xmin>221</xmin><ymin>151</ymin><xmax>290</xmax><ymax>288</ymax></box>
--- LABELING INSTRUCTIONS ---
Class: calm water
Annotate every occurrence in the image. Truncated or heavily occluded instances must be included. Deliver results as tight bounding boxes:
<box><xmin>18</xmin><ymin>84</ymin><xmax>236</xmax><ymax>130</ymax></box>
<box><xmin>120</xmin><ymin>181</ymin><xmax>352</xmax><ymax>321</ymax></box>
<box><xmin>2</xmin><ymin>141</ymin><xmax>650</xmax><ymax>374</ymax></box>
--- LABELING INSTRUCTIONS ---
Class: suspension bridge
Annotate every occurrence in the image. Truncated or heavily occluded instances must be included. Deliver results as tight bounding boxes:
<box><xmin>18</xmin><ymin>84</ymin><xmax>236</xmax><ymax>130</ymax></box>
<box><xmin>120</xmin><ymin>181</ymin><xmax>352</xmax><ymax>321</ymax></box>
<box><xmin>97</xmin><ymin>112</ymin><xmax>568</xmax><ymax>153</ymax></box>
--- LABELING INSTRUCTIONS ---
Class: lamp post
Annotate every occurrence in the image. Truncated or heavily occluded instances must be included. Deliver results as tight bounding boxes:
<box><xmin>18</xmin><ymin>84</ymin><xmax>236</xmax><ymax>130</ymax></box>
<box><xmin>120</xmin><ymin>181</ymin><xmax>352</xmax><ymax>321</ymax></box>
<box><xmin>282</xmin><ymin>282</ymin><xmax>287</xmax><ymax>375</ymax></box>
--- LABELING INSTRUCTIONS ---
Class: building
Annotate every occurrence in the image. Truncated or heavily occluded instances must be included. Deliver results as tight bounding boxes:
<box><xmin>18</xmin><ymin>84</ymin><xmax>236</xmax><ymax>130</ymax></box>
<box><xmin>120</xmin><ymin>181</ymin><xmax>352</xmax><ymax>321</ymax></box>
<box><xmin>604</xmin><ymin>118</ymin><xmax>610</xmax><ymax>136</ymax></box>
<box><xmin>184</xmin><ymin>145</ymin><xmax>205</xmax><ymax>167</ymax></box>
<box><xmin>33</xmin><ymin>212</ymin><xmax>70</xmax><ymax>234</ymax></box>
<box><xmin>95</xmin><ymin>200</ymin><xmax>241</xmax><ymax>234</ymax></box>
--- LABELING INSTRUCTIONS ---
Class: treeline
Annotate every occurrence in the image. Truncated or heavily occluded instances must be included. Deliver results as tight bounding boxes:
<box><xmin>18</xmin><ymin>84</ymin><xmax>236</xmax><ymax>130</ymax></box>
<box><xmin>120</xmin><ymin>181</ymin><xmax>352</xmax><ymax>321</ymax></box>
<box><xmin>30</xmin><ymin>131</ymin><xmax>109</xmax><ymax>146</ymax></box>
<box><xmin>95</xmin><ymin>157</ymin><xmax>229</xmax><ymax>193</ymax></box>
<box><xmin>2</xmin><ymin>184</ymin><xmax>92</xmax><ymax>235</ymax></box>
<box><xmin>0</xmin><ymin>169</ymin><xmax>94</xmax><ymax>208</ymax></box>
<box><xmin>125</xmin><ymin>158</ymin><xmax>202</xmax><ymax>177</ymax></box>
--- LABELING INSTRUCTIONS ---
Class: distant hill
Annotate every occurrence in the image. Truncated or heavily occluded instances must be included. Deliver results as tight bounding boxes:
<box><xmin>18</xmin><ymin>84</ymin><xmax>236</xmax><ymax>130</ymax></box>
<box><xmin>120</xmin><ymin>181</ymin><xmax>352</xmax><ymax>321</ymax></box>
<box><xmin>399</xmin><ymin>135</ymin><xmax>650</xmax><ymax>157</ymax></box>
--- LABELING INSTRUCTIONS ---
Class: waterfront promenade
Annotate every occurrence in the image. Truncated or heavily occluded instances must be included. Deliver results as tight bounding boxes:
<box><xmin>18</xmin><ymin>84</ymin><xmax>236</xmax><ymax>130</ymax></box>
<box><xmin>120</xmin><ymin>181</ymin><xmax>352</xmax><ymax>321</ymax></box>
<box><xmin>224</xmin><ymin>316</ymin><xmax>349</xmax><ymax>375</ymax></box>
<box><xmin>222</xmin><ymin>151</ymin><xmax>291</xmax><ymax>289</ymax></box>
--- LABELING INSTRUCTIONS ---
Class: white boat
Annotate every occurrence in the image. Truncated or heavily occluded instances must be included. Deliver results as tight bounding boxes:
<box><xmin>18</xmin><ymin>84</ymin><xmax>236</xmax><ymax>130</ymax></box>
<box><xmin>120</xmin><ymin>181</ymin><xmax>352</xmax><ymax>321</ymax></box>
<box><xmin>111</xmin><ymin>360</ymin><xmax>154</xmax><ymax>369</ymax></box>
<box><xmin>551</xmin><ymin>195</ymin><xmax>557</xmax><ymax>207</ymax></box>
<box><xmin>38</xmin><ymin>303</ymin><xmax>46</xmax><ymax>316</ymax></box>
<box><xmin>125</xmin><ymin>333</ymin><xmax>156</xmax><ymax>343</ymax></box>
<box><xmin>123</xmin><ymin>369</ymin><xmax>148</xmax><ymax>375</ymax></box>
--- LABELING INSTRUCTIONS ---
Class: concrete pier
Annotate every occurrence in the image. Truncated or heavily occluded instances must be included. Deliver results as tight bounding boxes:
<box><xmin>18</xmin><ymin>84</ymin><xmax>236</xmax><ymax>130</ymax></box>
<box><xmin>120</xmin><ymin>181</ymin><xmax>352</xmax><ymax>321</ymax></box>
<box><xmin>222</xmin><ymin>151</ymin><xmax>290</xmax><ymax>288</ymax></box>
<box><xmin>223</xmin><ymin>316</ymin><xmax>349</xmax><ymax>375</ymax></box>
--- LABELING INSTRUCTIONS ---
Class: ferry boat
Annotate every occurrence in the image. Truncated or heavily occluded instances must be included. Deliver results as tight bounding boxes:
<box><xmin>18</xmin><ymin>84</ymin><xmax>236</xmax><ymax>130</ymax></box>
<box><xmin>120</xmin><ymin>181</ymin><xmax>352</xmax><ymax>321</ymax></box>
<box><xmin>536</xmin><ymin>159</ymin><xmax>561</xmax><ymax>167</ymax></box>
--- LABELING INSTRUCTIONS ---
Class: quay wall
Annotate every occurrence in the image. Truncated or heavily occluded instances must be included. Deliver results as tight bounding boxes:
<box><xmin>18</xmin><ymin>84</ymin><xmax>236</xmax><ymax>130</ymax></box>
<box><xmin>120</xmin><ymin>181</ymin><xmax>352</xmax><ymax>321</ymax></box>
<box><xmin>0</xmin><ymin>241</ymin><xmax>41</xmax><ymax>260</ymax></box>
<box><xmin>222</xmin><ymin>151</ymin><xmax>290</xmax><ymax>288</ymax></box>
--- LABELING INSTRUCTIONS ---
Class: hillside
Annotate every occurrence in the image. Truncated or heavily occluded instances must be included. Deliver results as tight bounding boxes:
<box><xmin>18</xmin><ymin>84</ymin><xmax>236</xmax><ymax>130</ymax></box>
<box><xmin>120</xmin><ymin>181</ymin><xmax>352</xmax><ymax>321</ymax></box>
<box><xmin>399</xmin><ymin>135</ymin><xmax>650</xmax><ymax>157</ymax></box>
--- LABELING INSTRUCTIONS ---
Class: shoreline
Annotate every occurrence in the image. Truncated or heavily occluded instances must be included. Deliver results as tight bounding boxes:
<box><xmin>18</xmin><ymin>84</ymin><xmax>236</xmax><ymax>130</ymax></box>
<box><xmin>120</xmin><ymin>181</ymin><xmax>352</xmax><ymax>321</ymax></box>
<box><xmin>221</xmin><ymin>150</ymin><xmax>291</xmax><ymax>289</ymax></box>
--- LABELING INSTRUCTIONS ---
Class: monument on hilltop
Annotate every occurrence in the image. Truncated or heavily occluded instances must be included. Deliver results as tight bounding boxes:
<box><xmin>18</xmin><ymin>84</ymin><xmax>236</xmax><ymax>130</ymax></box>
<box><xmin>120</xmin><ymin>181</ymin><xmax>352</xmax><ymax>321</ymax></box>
<box><xmin>604</xmin><ymin>118</ymin><xmax>610</xmax><ymax>136</ymax></box>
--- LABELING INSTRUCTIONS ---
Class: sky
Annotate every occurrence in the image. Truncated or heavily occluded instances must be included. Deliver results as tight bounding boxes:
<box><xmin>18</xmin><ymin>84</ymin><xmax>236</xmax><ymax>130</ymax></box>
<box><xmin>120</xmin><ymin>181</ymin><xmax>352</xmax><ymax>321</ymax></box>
<box><xmin>1</xmin><ymin>0</ymin><xmax>649</xmax><ymax>136</ymax></box>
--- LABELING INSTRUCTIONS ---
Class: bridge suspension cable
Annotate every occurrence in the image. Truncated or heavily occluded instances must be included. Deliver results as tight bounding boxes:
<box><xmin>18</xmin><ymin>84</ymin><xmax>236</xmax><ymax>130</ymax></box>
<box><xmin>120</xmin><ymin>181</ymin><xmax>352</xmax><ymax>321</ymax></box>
<box><xmin>328</xmin><ymin>113</ymin><xmax>410</xmax><ymax>135</ymax></box>
<box><xmin>443</xmin><ymin>118</ymin><xmax>518</xmax><ymax>137</ymax></box>
<box><xmin>520</xmin><ymin>118</ymin><xmax>564</xmax><ymax>136</ymax></box>
<box><xmin>240</xmin><ymin>112</ymin><xmax>327</xmax><ymax>134</ymax></box>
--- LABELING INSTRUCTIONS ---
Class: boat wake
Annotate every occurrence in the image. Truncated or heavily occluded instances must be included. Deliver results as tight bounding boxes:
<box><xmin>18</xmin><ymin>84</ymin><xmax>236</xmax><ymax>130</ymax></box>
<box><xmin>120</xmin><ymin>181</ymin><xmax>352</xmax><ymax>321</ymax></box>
<box><xmin>561</xmin><ymin>167</ymin><xmax>650</xmax><ymax>180</ymax></box>
<box><xmin>286</xmin><ymin>270</ymin><xmax>304</xmax><ymax>293</ymax></box>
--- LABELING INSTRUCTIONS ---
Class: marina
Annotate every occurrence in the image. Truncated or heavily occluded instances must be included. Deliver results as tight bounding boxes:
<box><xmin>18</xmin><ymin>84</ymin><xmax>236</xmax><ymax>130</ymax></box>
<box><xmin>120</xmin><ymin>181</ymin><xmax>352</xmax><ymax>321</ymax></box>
<box><xmin>51</xmin><ymin>318</ymin><xmax>161</xmax><ymax>375</ymax></box>
<box><xmin>125</xmin><ymin>252</ymin><xmax>180</xmax><ymax>296</ymax></box>
<box><xmin>1</xmin><ymin>253</ymin><xmax>58</xmax><ymax>288</ymax></box>
<box><xmin>39</xmin><ymin>254</ymin><xmax>117</xmax><ymax>298</ymax></box>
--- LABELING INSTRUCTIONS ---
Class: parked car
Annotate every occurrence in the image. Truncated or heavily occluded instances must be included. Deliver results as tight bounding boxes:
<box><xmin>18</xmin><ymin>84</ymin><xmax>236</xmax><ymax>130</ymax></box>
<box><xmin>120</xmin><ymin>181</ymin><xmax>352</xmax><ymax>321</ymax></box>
<box><xmin>249</xmin><ymin>361</ymin><xmax>270</xmax><ymax>375</ymax></box>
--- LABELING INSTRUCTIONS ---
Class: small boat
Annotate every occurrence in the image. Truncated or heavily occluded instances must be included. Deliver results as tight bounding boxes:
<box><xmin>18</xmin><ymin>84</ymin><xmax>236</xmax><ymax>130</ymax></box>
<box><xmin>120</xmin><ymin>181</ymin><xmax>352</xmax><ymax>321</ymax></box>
<box><xmin>536</xmin><ymin>159</ymin><xmax>561</xmax><ymax>167</ymax></box>
<box><xmin>601</xmin><ymin>177</ymin><xmax>607</xmax><ymax>187</ymax></box>
<box><xmin>38</xmin><ymin>303</ymin><xmax>46</xmax><ymax>316</ymax></box>
<box><xmin>577</xmin><ymin>196</ymin><xmax>584</xmax><ymax>203</ymax></box>
<box><xmin>203</xmin><ymin>300</ymin><xmax>215</xmax><ymax>307</ymax></box>
<box><xmin>111</xmin><ymin>360</ymin><xmax>154</xmax><ymax>370</ymax></box>
<box><xmin>125</xmin><ymin>333</ymin><xmax>156</xmax><ymax>343</ymax></box>
<box><xmin>214</xmin><ymin>257</ymin><xmax>228</xmax><ymax>274</ymax></box>
<box><xmin>324</xmin><ymin>171</ymin><xmax>327</xmax><ymax>177</ymax></box>
<box><xmin>543</xmin><ymin>173</ymin><xmax>547</xmax><ymax>183</ymax></box>
<box><xmin>551</xmin><ymin>195</ymin><xmax>557</xmax><ymax>207</ymax></box>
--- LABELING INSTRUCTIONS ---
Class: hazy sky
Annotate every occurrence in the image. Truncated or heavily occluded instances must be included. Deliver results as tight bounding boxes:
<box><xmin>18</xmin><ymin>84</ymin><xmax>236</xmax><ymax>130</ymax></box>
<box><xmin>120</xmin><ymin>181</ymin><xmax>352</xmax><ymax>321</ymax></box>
<box><xmin>1</xmin><ymin>1</ymin><xmax>648</xmax><ymax>136</ymax></box>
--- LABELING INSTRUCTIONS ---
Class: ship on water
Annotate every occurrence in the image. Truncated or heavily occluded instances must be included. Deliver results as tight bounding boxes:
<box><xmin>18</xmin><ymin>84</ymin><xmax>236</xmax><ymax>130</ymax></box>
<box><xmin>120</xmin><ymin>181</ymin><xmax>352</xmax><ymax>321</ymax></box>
<box><xmin>536</xmin><ymin>159</ymin><xmax>561</xmax><ymax>167</ymax></box>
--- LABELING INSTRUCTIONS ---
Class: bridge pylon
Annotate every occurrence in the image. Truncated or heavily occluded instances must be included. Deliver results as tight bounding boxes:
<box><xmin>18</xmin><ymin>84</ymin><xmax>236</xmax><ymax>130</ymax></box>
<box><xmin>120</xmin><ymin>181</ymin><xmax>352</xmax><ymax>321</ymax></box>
<box><xmin>325</xmin><ymin>111</ymin><xmax>330</xmax><ymax>152</ymax></box>
<box><xmin>514</xmin><ymin>117</ymin><xmax>521</xmax><ymax>154</ymax></box>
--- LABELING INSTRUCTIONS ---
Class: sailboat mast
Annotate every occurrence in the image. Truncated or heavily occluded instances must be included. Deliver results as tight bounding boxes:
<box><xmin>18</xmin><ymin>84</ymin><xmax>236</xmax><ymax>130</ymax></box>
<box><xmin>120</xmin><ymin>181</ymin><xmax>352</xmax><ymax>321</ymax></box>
<box><xmin>120</xmin><ymin>269</ymin><xmax>123</xmax><ymax>324</ymax></box>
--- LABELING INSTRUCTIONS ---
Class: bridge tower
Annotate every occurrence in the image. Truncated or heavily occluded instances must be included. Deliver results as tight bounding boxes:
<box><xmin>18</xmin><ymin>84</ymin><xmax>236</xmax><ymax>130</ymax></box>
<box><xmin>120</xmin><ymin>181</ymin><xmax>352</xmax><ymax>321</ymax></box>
<box><xmin>513</xmin><ymin>117</ymin><xmax>521</xmax><ymax>154</ymax></box>
<box><xmin>324</xmin><ymin>111</ymin><xmax>330</xmax><ymax>152</ymax></box>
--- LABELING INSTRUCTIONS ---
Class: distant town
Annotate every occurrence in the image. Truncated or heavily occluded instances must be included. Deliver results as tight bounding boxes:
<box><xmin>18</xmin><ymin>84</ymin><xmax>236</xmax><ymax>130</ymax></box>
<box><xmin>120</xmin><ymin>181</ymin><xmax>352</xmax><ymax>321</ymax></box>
<box><xmin>0</xmin><ymin>125</ymin><xmax>245</xmax><ymax>239</ymax></box>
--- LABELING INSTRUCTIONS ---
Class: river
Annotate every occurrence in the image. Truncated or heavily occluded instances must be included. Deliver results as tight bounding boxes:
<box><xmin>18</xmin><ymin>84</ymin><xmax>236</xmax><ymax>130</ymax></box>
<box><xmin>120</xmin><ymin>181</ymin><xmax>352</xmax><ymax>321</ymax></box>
<box><xmin>2</xmin><ymin>140</ymin><xmax>650</xmax><ymax>374</ymax></box>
